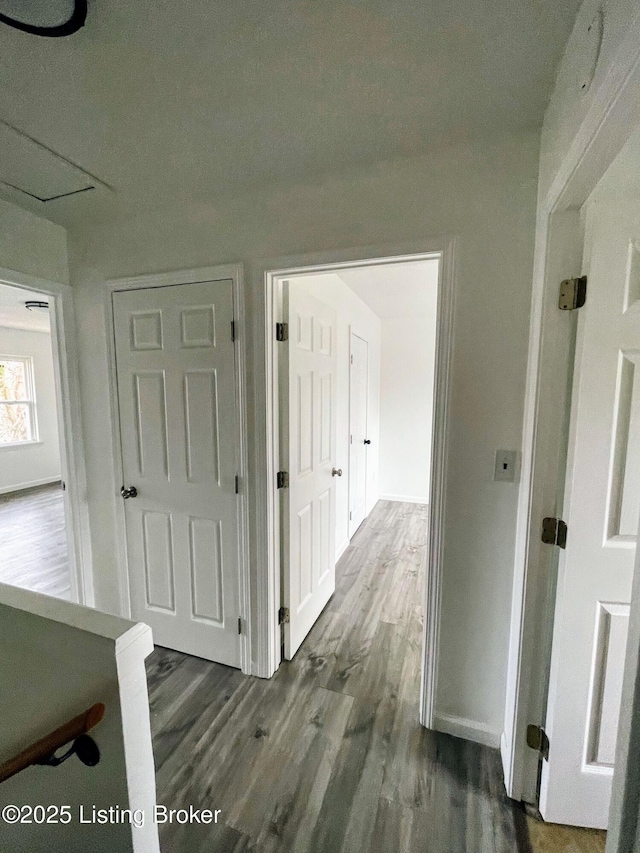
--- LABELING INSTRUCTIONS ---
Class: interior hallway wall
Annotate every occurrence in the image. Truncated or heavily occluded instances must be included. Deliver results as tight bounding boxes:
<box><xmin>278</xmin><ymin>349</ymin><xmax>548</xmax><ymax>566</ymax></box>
<box><xmin>0</xmin><ymin>326</ymin><xmax>61</xmax><ymax>493</ymax></box>
<box><xmin>68</xmin><ymin>129</ymin><xmax>538</xmax><ymax>740</ymax></box>
<box><xmin>0</xmin><ymin>197</ymin><xmax>68</xmax><ymax>284</ymax></box>
<box><xmin>537</xmin><ymin>0</ymin><xmax>640</xmax><ymax>206</ymax></box>
<box><xmin>289</xmin><ymin>273</ymin><xmax>381</xmax><ymax>557</ymax></box>
<box><xmin>379</xmin><ymin>301</ymin><xmax>437</xmax><ymax>504</ymax></box>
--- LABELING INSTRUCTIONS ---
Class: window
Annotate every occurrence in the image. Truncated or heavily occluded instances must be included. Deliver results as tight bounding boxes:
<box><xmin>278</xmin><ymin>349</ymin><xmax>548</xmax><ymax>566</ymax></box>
<box><xmin>0</xmin><ymin>357</ymin><xmax>38</xmax><ymax>446</ymax></box>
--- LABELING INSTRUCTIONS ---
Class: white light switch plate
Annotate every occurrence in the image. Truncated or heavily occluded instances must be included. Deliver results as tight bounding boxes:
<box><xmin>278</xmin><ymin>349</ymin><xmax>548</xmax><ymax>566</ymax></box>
<box><xmin>494</xmin><ymin>450</ymin><xmax>520</xmax><ymax>483</ymax></box>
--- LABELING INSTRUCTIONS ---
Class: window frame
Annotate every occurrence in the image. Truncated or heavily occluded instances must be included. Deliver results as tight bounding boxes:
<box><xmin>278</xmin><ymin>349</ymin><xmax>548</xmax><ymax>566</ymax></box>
<box><xmin>0</xmin><ymin>354</ymin><xmax>40</xmax><ymax>449</ymax></box>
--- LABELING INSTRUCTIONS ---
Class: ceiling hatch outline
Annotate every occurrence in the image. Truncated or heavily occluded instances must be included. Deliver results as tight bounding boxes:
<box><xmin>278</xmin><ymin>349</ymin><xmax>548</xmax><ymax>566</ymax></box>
<box><xmin>0</xmin><ymin>118</ymin><xmax>112</xmax><ymax>203</ymax></box>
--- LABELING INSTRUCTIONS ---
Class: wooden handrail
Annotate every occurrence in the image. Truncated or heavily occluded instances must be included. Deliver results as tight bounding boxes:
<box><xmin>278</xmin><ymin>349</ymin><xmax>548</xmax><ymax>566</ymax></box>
<box><xmin>0</xmin><ymin>703</ymin><xmax>105</xmax><ymax>784</ymax></box>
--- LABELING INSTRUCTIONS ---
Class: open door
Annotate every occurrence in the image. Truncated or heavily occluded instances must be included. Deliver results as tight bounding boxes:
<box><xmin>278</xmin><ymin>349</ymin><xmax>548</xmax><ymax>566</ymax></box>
<box><xmin>348</xmin><ymin>330</ymin><xmax>369</xmax><ymax>538</ymax></box>
<box><xmin>281</xmin><ymin>283</ymin><xmax>338</xmax><ymax>659</ymax></box>
<box><xmin>540</xmin><ymin>196</ymin><xmax>640</xmax><ymax>827</ymax></box>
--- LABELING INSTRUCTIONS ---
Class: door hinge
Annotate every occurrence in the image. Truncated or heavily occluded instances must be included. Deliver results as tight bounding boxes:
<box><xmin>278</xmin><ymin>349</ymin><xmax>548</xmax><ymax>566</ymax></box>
<box><xmin>277</xmin><ymin>471</ymin><xmax>289</xmax><ymax>489</ymax></box>
<box><xmin>278</xmin><ymin>606</ymin><xmax>290</xmax><ymax>625</ymax></box>
<box><xmin>349</xmin><ymin>511</ymin><xmax>352</xmax><ymax>520</ymax></box>
<box><xmin>231</xmin><ymin>320</ymin><xmax>236</xmax><ymax>342</ymax></box>
<box><xmin>541</xmin><ymin>517</ymin><xmax>568</xmax><ymax>549</ymax></box>
<box><xmin>526</xmin><ymin>724</ymin><xmax>549</xmax><ymax>761</ymax></box>
<box><xmin>350</xmin><ymin>354</ymin><xmax>353</xmax><ymax>364</ymax></box>
<box><xmin>238</xmin><ymin>616</ymin><xmax>243</xmax><ymax>635</ymax></box>
<box><xmin>276</xmin><ymin>322</ymin><xmax>289</xmax><ymax>342</ymax></box>
<box><xmin>559</xmin><ymin>276</ymin><xmax>587</xmax><ymax>310</ymax></box>
<box><xmin>235</xmin><ymin>474</ymin><xmax>239</xmax><ymax>494</ymax></box>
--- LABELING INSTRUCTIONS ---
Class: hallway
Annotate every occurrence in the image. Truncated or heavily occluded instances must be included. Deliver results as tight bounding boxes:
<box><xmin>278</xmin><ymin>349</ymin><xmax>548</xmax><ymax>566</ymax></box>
<box><xmin>0</xmin><ymin>483</ymin><xmax>69</xmax><ymax>599</ymax></box>
<box><xmin>147</xmin><ymin>501</ymin><xmax>529</xmax><ymax>852</ymax></box>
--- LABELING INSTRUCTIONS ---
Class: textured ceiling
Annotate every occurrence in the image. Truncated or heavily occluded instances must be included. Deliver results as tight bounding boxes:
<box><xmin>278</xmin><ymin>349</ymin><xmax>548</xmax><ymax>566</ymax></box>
<box><xmin>0</xmin><ymin>0</ymin><xmax>581</xmax><ymax>226</ymax></box>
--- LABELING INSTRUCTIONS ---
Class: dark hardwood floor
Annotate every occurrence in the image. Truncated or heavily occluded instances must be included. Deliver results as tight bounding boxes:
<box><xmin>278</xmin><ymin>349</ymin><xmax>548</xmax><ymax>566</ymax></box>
<box><xmin>147</xmin><ymin>500</ymin><xmax>530</xmax><ymax>852</ymax></box>
<box><xmin>0</xmin><ymin>482</ymin><xmax>70</xmax><ymax>599</ymax></box>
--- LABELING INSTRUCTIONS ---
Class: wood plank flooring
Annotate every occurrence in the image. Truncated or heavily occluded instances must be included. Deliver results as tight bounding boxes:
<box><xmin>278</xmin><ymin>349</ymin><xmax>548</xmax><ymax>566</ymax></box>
<box><xmin>147</xmin><ymin>500</ymin><xmax>531</xmax><ymax>852</ymax></box>
<box><xmin>0</xmin><ymin>482</ymin><xmax>70</xmax><ymax>599</ymax></box>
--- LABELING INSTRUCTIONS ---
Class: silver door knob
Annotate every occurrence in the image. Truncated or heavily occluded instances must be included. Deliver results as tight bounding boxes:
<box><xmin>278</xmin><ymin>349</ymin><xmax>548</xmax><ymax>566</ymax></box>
<box><xmin>332</xmin><ymin>468</ymin><xmax>343</xmax><ymax>477</ymax></box>
<box><xmin>120</xmin><ymin>486</ymin><xmax>138</xmax><ymax>499</ymax></box>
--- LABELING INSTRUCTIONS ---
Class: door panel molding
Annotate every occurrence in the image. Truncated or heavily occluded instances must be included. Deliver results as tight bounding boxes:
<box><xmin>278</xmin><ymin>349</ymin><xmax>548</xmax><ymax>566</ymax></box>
<box><xmin>102</xmin><ymin>264</ymin><xmax>251</xmax><ymax>675</ymax></box>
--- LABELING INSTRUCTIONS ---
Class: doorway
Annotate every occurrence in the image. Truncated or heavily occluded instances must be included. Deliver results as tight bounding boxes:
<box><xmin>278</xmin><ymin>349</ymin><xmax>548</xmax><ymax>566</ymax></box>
<box><xmin>537</xmin><ymin>125</ymin><xmax>640</xmax><ymax>832</ymax></box>
<box><xmin>0</xmin><ymin>273</ymin><xmax>90</xmax><ymax>604</ymax></box>
<box><xmin>503</xmin><ymin>67</ymin><xmax>640</xmax><ymax>839</ymax></box>
<box><xmin>266</xmin><ymin>249</ymin><xmax>450</xmax><ymax>697</ymax></box>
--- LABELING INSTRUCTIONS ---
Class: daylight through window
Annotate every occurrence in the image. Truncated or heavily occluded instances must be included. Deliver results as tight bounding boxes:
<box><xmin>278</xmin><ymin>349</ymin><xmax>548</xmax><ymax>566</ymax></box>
<box><xmin>0</xmin><ymin>357</ymin><xmax>37</xmax><ymax>445</ymax></box>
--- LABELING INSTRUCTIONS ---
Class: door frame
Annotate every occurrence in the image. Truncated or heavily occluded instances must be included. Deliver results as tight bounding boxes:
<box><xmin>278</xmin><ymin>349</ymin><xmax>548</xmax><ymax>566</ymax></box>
<box><xmin>348</xmin><ymin>327</ymin><xmax>369</xmax><ymax>541</ymax></box>
<box><xmin>0</xmin><ymin>266</ymin><xmax>93</xmax><ymax>605</ymax></box>
<box><xmin>503</xmin><ymin>12</ymin><xmax>640</xmax><ymax>814</ymax></box>
<box><xmin>261</xmin><ymin>239</ymin><xmax>456</xmax><ymax>729</ymax></box>
<box><xmin>102</xmin><ymin>264</ymin><xmax>252</xmax><ymax>675</ymax></box>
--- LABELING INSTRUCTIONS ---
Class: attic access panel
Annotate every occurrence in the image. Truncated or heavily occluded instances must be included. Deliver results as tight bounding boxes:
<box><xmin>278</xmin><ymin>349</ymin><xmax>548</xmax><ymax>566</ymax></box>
<box><xmin>0</xmin><ymin>121</ymin><xmax>101</xmax><ymax>203</ymax></box>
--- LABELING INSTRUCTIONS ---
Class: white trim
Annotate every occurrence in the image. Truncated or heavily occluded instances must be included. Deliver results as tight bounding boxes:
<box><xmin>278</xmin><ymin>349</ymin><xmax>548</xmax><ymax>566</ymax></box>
<box><xmin>379</xmin><ymin>494</ymin><xmax>430</xmax><ymax>505</ymax></box>
<box><xmin>336</xmin><ymin>538</ymin><xmax>350</xmax><ymax>562</ymax></box>
<box><xmin>433</xmin><ymin>713</ymin><xmax>501</xmax><ymax>748</ymax></box>
<box><xmin>0</xmin><ymin>439</ymin><xmax>43</xmax><ymax>450</ymax></box>
<box><xmin>101</xmin><ymin>264</ymin><xmax>252</xmax><ymax>675</ymax></box>
<box><xmin>0</xmin><ymin>476</ymin><xmax>60</xmax><ymax>495</ymax></box>
<box><xmin>504</xmin><ymin>8</ymin><xmax>640</xmax><ymax>807</ymax></box>
<box><xmin>420</xmin><ymin>239</ymin><xmax>456</xmax><ymax>730</ymax></box>
<box><xmin>500</xmin><ymin>730</ymin><xmax>509</xmax><ymax>771</ymax></box>
<box><xmin>261</xmin><ymin>240</ymin><xmax>456</xmax><ymax>709</ymax></box>
<box><xmin>232</xmin><ymin>266</ymin><xmax>252</xmax><ymax>676</ymax></box>
<box><xmin>0</xmin><ymin>266</ymin><xmax>93</xmax><ymax>607</ymax></box>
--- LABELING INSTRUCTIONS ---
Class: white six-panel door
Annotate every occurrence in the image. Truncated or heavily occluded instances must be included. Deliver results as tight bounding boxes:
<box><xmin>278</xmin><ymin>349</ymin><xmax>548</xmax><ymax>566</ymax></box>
<box><xmin>349</xmin><ymin>331</ymin><xmax>369</xmax><ymax>538</ymax></box>
<box><xmin>113</xmin><ymin>280</ymin><xmax>241</xmax><ymax>667</ymax></box>
<box><xmin>282</xmin><ymin>284</ymin><xmax>338</xmax><ymax>659</ymax></box>
<box><xmin>540</xmin><ymin>198</ymin><xmax>640</xmax><ymax>826</ymax></box>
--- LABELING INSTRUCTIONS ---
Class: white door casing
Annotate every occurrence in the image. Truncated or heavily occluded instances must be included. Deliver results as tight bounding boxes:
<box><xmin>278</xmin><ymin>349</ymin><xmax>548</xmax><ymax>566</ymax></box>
<box><xmin>540</xmin><ymin>198</ymin><xmax>640</xmax><ymax>827</ymax></box>
<box><xmin>113</xmin><ymin>280</ymin><xmax>241</xmax><ymax>667</ymax></box>
<box><xmin>349</xmin><ymin>331</ymin><xmax>369</xmax><ymax>538</ymax></box>
<box><xmin>282</xmin><ymin>283</ymin><xmax>338</xmax><ymax>659</ymax></box>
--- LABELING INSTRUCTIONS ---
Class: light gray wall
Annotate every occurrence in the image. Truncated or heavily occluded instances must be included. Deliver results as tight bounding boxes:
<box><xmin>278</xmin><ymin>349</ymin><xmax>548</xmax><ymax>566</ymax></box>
<box><xmin>538</xmin><ymin>0</ymin><xmax>640</xmax><ymax>205</ymax></box>
<box><xmin>379</xmin><ymin>309</ymin><xmax>437</xmax><ymax>504</ymax></box>
<box><xmin>0</xmin><ymin>326</ymin><xmax>61</xmax><ymax>493</ymax></box>
<box><xmin>0</xmin><ymin>198</ymin><xmax>68</xmax><ymax>284</ymax></box>
<box><xmin>68</xmin><ymin>129</ymin><xmax>538</xmax><ymax>738</ymax></box>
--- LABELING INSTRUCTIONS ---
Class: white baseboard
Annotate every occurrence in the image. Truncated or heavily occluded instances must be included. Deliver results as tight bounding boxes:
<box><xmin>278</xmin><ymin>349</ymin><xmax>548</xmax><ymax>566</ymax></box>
<box><xmin>0</xmin><ymin>476</ymin><xmax>61</xmax><ymax>496</ymax></box>
<box><xmin>335</xmin><ymin>538</ymin><xmax>350</xmax><ymax>562</ymax></box>
<box><xmin>379</xmin><ymin>493</ymin><xmax>430</xmax><ymax>505</ymax></box>
<box><xmin>433</xmin><ymin>713</ymin><xmax>501</xmax><ymax>748</ymax></box>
